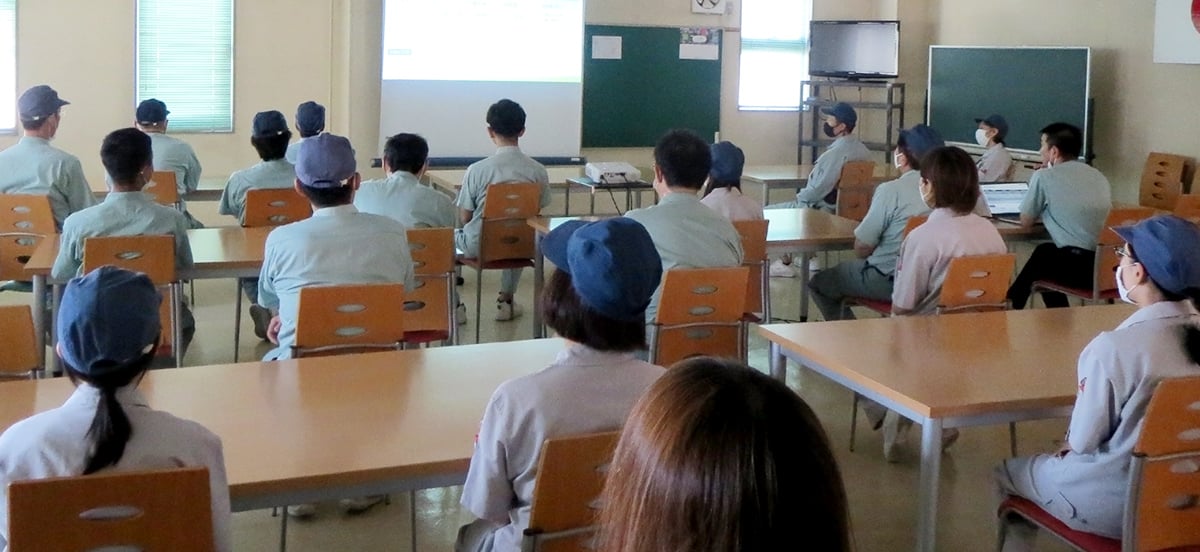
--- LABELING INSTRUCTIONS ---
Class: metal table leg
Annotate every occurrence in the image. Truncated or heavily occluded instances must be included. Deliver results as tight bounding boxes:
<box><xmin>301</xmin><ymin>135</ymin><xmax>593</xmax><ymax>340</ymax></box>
<box><xmin>916</xmin><ymin>417</ymin><xmax>943</xmax><ymax>552</ymax></box>
<box><xmin>798</xmin><ymin>252</ymin><xmax>812</xmax><ymax>322</ymax></box>
<box><xmin>532</xmin><ymin>232</ymin><xmax>546</xmax><ymax>339</ymax></box>
<box><xmin>31</xmin><ymin>274</ymin><xmax>46</xmax><ymax>376</ymax></box>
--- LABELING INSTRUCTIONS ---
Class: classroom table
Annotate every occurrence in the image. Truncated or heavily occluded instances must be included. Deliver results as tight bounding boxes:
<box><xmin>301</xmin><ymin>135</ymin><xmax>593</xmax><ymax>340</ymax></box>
<box><xmin>742</xmin><ymin>164</ymin><xmax>900</xmax><ymax>207</ymax></box>
<box><xmin>0</xmin><ymin>338</ymin><xmax>563</xmax><ymax>512</ymax></box>
<box><xmin>759</xmin><ymin>304</ymin><xmax>1135</xmax><ymax>552</ymax></box>
<box><xmin>90</xmin><ymin>177</ymin><xmax>227</xmax><ymax>202</ymax></box>
<box><xmin>427</xmin><ymin>167</ymin><xmax>656</xmax><ymax>216</ymax></box>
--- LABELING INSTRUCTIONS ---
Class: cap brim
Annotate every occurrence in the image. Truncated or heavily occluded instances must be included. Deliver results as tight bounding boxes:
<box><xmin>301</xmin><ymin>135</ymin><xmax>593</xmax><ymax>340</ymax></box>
<box><xmin>542</xmin><ymin>220</ymin><xmax>589</xmax><ymax>273</ymax></box>
<box><xmin>1111</xmin><ymin>224</ymin><xmax>1138</xmax><ymax>245</ymax></box>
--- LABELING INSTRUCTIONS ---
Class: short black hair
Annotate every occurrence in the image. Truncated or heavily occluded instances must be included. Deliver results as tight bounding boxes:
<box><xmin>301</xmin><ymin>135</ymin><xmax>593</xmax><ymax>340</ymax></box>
<box><xmin>654</xmin><ymin>129</ymin><xmax>711</xmax><ymax>190</ymax></box>
<box><xmin>21</xmin><ymin>116</ymin><xmax>52</xmax><ymax>131</ymax></box>
<box><xmin>1040</xmin><ymin>122</ymin><xmax>1083</xmax><ymax>159</ymax></box>
<box><xmin>895</xmin><ymin>134</ymin><xmax>924</xmax><ymax>171</ymax></box>
<box><xmin>101</xmin><ymin>128</ymin><xmax>153</xmax><ymax>186</ymax></box>
<box><xmin>486</xmin><ymin>99</ymin><xmax>526</xmax><ymax>138</ymax></box>
<box><xmin>920</xmin><ymin>146</ymin><xmax>980</xmax><ymax>215</ymax></box>
<box><xmin>297</xmin><ymin>182</ymin><xmax>354</xmax><ymax>207</ymax></box>
<box><xmin>251</xmin><ymin>131</ymin><xmax>291</xmax><ymax>162</ymax></box>
<box><xmin>542</xmin><ymin>269</ymin><xmax>647</xmax><ymax>352</ymax></box>
<box><xmin>383</xmin><ymin>133</ymin><xmax>429</xmax><ymax>174</ymax></box>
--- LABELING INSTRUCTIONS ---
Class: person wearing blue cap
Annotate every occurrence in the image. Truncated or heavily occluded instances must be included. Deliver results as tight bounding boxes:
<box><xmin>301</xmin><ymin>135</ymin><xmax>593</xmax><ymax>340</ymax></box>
<box><xmin>996</xmin><ymin>215</ymin><xmax>1200</xmax><ymax>550</ymax></box>
<box><xmin>456</xmin><ymin>217</ymin><xmax>665</xmax><ymax>552</ymax></box>
<box><xmin>51</xmin><ymin>128</ymin><xmax>195</xmax><ymax>359</ymax></box>
<box><xmin>701</xmin><ymin>140</ymin><xmax>763</xmax><ymax>221</ymax></box>
<box><xmin>625</xmin><ymin>129</ymin><xmax>743</xmax><ymax>323</ymax></box>
<box><xmin>974</xmin><ymin>114</ymin><xmax>1014</xmax><ymax>183</ymax></box>
<box><xmin>135</xmin><ymin>98</ymin><xmax>203</xmax><ymax>228</ymax></box>
<box><xmin>766</xmin><ymin>101</ymin><xmax>873</xmax><ymax>277</ymax></box>
<box><xmin>455</xmin><ymin>99</ymin><xmax>551</xmax><ymax>322</ymax></box>
<box><xmin>1007</xmin><ymin>122</ymin><xmax>1112</xmax><ymax>310</ymax></box>
<box><xmin>0</xmin><ymin>266</ymin><xmax>231</xmax><ymax>552</ymax></box>
<box><xmin>0</xmin><ymin>84</ymin><xmax>95</xmax><ymax>228</ymax></box>
<box><xmin>284</xmin><ymin>101</ymin><xmax>325</xmax><ymax>164</ymax></box>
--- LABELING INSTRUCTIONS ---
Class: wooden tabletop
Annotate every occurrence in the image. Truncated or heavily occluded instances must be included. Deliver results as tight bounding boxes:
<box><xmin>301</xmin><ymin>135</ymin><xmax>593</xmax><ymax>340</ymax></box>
<box><xmin>0</xmin><ymin>338</ymin><xmax>564</xmax><ymax>505</ymax></box>
<box><xmin>742</xmin><ymin>164</ymin><xmax>900</xmax><ymax>184</ymax></box>
<box><xmin>759</xmin><ymin>304</ymin><xmax>1135</xmax><ymax>419</ymax></box>
<box><xmin>763</xmin><ymin>208</ymin><xmax>859</xmax><ymax>248</ymax></box>
<box><xmin>426</xmin><ymin>167</ymin><xmax>586</xmax><ymax>194</ymax></box>
<box><xmin>23</xmin><ymin>226</ymin><xmax>272</xmax><ymax>279</ymax></box>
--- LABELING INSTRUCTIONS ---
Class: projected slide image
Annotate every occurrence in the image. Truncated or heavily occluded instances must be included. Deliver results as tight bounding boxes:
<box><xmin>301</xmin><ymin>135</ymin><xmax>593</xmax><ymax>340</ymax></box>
<box><xmin>382</xmin><ymin>0</ymin><xmax>583</xmax><ymax>82</ymax></box>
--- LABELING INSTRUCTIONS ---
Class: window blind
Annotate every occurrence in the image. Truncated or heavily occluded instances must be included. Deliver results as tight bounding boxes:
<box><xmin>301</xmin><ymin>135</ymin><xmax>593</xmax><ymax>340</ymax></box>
<box><xmin>136</xmin><ymin>0</ymin><xmax>234</xmax><ymax>132</ymax></box>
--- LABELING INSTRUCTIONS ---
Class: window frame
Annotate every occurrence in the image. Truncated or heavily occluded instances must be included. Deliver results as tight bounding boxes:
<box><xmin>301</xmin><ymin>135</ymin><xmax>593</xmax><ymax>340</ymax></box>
<box><xmin>737</xmin><ymin>0</ymin><xmax>811</xmax><ymax>112</ymax></box>
<box><xmin>0</xmin><ymin>0</ymin><xmax>16</xmax><ymax>134</ymax></box>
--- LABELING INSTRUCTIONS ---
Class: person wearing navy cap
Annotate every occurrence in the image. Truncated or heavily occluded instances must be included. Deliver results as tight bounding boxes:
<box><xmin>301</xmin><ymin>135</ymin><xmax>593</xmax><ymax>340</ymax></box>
<box><xmin>766</xmin><ymin>101</ymin><xmax>873</xmax><ymax>277</ymax></box>
<box><xmin>0</xmin><ymin>84</ymin><xmax>95</xmax><ymax>228</ymax></box>
<box><xmin>996</xmin><ymin>215</ymin><xmax>1200</xmax><ymax>550</ymax></box>
<box><xmin>974</xmin><ymin>114</ymin><xmax>1014</xmax><ymax>183</ymax></box>
<box><xmin>457</xmin><ymin>217</ymin><xmax>666</xmax><ymax>552</ymax></box>
<box><xmin>219</xmin><ymin>110</ymin><xmax>298</xmax><ymax>339</ymax></box>
<box><xmin>135</xmin><ymin>98</ymin><xmax>203</xmax><ymax>227</ymax></box>
<box><xmin>284</xmin><ymin>100</ymin><xmax>325</xmax><ymax>164</ymax></box>
<box><xmin>701</xmin><ymin>140</ymin><xmax>763</xmax><ymax>221</ymax></box>
<box><xmin>0</xmin><ymin>266</ymin><xmax>231</xmax><ymax>552</ymax></box>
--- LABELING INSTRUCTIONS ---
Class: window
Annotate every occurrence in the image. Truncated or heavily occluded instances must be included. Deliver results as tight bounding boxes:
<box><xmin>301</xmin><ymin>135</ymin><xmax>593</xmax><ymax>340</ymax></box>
<box><xmin>0</xmin><ymin>0</ymin><xmax>14</xmax><ymax>132</ymax></box>
<box><xmin>136</xmin><ymin>0</ymin><xmax>234</xmax><ymax>132</ymax></box>
<box><xmin>738</xmin><ymin>0</ymin><xmax>810</xmax><ymax>111</ymax></box>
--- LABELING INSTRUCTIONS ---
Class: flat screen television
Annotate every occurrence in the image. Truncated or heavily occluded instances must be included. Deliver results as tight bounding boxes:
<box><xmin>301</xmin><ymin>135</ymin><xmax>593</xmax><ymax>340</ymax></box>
<box><xmin>809</xmin><ymin>20</ymin><xmax>900</xmax><ymax>79</ymax></box>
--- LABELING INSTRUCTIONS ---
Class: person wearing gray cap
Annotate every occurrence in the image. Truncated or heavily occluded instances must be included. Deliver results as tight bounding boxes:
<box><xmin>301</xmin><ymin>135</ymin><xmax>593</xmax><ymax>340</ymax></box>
<box><xmin>701</xmin><ymin>141</ymin><xmax>763</xmax><ymax>221</ymax></box>
<box><xmin>766</xmin><ymin>101</ymin><xmax>872</xmax><ymax>277</ymax></box>
<box><xmin>284</xmin><ymin>100</ymin><xmax>325</xmax><ymax>164</ymax></box>
<box><xmin>974</xmin><ymin>114</ymin><xmax>1014</xmax><ymax>183</ymax></box>
<box><xmin>135</xmin><ymin>98</ymin><xmax>203</xmax><ymax>228</ymax></box>
<box><xmin>0</xmin><ymin>85</ymin><xmax>95</xmax><ymax>228</ymax></box>
<box><xmin>996</xmin><ymin>215</ymin><xmax>1200</xmax><ymax>550</ymax></box>
<box><xmin>0</xmin><ymin>266</ymin><xmax>231</xmax><ymax>552</ymax></box>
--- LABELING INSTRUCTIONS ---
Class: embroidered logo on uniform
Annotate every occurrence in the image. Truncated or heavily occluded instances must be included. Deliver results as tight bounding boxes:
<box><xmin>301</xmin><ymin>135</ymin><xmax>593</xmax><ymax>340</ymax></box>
<box><xmin>1078</xmin><ymin>377</ymin><xmax>1087</xmax><ymax>392</ymax></box>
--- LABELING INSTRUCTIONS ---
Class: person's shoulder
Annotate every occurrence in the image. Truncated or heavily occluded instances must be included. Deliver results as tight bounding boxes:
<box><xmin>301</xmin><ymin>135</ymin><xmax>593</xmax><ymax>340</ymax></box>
<box><xmin>357</xmin><ymin>211</ymin><xmax>410</xmax><ymax>233</ymax></box>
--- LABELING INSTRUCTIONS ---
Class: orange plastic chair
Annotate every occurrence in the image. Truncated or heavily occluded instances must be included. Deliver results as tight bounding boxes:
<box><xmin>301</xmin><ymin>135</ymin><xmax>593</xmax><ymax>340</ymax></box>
<box><xmin>292</xmin><ymin>283</ymin><xmax>406</xmax><ymax>358</ymax></box>
<box><xmin>834</xmin><ymin>160</ymin><xmax>878</xmax><ymax>222</ymax></box>
<box><xmin>522</xmin><ymin>431</ymin><xmax>619</xmax><ymax>552</ymax></box>
<box><xmin>1138</xmin><ymin>152</ymin><xmax>1189</xmax><ymax>211</ymax></box>
<box><xmin>7</xmin><ymin>466</ymin><xmax>215</xmax><ymax>552</ymax></box>
<box><xmin>144</xmin><ymin>170</ymin><xmax>182</xmax><ymax>209</ymax></box>
<box><xmin>81</xmin><ymin>235</ymin><xmax>181</xmax><ymax>367</ymax></box>
<box><xmin>404</xmin><ymin>227</ymin><xmax>457</xmax><ymax>346</ymax></box>
<box><xmin>242</xmin><ymin>188</ymin><xmax>312</xmax><ymax>227</ymax></box>
<box><xmin>733</xmin><ymin>219</ymin><xmax>770</xmax><ymax>323</ymax></box>
<box><xmin>1174</xmin><ymin>195</ymin><xmax>1200</xmax><ymax>225</ymax></box>
<box><xmin>936</xmin><ymin>253</ymin><xmax>1016</xmax><ymax>314</ymax></box>
<box><xmin>0</xmin><ymin>304</ymin><xmax>39</xmax><ymax>378</ymax></box>
<box><xmin>0</xmin><ymin>194</ymin><xmax>55</xmax><ymax>289</ymax></box>
<box><xmin>458</xmin><ymin>182</ymin><xmax>542</xmax><ymax>343</ymax></box>
<box><xmin>842</xmin><ymin>214</ymin><xmax>929</xmax><ymax>317</ymax></box>
<box><xmin>649</xmin><ymin>266</ymin><xmax>750</xmax><ymax>367</ymax></box>
<box><xmin>1031</xmin><ymin>207</ymin><xmax>1155</xmax><ymax>306</ymax></box>
<box><xmin>998</xmin><ymin>375</ymin><xmax>1200</xmax><ymax>552</ymax></box>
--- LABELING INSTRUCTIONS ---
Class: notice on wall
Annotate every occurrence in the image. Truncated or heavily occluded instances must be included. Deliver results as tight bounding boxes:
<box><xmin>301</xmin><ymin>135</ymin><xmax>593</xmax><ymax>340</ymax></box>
<box><xmin>679</xmin><ymin>27</ymin><xmax>720</xmax><ymax>60</ymax></box>
<box><xmin>1154</xmin><ymin>0</ymin><xmax>1200</xmax><ymax>63</ymax></box>
<box><xmin>592</xmin><ymin>36</ymin><xmax>622</xmax><ymax>60</ymax></box>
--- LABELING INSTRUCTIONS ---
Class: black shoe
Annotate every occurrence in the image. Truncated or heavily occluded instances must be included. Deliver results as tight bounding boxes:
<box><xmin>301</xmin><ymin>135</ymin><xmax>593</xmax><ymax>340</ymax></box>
<box><xmin>456</xmin><ymin>275</ymin><xmax>465</xmax><ymax>286</ymax></box>
<box><xmin>249</xmin><ymin>305</ymin><xmax>271</xmax><ymax>341</ymax></box>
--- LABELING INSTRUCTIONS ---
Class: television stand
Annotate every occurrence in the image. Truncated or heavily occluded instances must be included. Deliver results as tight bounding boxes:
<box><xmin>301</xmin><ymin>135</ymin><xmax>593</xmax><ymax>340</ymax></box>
<box><xmin>798</xmin><ymin>80</ymin><xmax>905</xmax><ymax>166</ymax></box>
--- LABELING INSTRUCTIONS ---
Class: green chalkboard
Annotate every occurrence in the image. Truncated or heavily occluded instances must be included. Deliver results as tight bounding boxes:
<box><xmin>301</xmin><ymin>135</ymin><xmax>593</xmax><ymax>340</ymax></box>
<box><xmin>583</xmin><ymin>25</ymin><xmax>721</xmax><ymax>148</ymax></box>
<box><xmin>927</xmin><ymin>47</ymin><xmax>1090</xmax><ymax>156</ymax></box>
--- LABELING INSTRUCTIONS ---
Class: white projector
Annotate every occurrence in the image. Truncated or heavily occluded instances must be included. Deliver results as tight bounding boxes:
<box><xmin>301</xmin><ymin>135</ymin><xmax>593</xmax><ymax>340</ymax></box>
<box><xmin>585</xmin><ymin>162</ymin><xmax>642</xmax><ymax>185</ymax></box>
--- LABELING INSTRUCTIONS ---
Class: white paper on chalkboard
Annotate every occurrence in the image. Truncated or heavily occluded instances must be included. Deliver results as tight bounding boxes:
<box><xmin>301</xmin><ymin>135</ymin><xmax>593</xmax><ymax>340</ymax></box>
<box><xmin>592</xmin><ymin>36</ymin><xmax>622</xmax><ymax>60</ymax></box>
<box><xmin>1154</xmin><ymin>0</ymin><xmax>1200</xmax><ymax>64</ymax></box>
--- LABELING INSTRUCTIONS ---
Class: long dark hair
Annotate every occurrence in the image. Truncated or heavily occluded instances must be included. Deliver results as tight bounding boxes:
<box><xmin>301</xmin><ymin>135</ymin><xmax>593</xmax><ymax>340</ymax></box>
<box><xmin>64</xmin><ymin>347</ymin><xmax>155</xmax><ymax>475</ymax></box>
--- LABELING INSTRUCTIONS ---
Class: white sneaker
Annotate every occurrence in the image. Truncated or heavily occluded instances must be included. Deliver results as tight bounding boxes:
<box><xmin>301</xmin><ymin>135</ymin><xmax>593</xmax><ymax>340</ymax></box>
<box><xmin>339</xmin><ymin>495</ymin><xmax>387</xmax><ymax>515</ymax></box>
<box><xmin>495</xmin><ymin>300</ymin><xmax>523</xmax><ymax>321</ymax></box>
<box><xmin>456</xmin><ymin>303</ymin><xmax>467</xmax><ymax>325</ymax></box>
<box><xmin>286</xmin><ymin>503</ymin><xmax>317</xmax><ymax>518</ymax></box>
<box><xmin>808</xmin><ymin>256</ymin><xmax>823</xmax><ymax>273</ymax></box>
<box><xmin>882</xmin><ymin>411</ymin><xmax>912</xmax><ymax>463</ymax></box>
<box><xmin>769</xmin><ymin>259</ymin><xmax>797</xmax><ymax>278</ymax></box>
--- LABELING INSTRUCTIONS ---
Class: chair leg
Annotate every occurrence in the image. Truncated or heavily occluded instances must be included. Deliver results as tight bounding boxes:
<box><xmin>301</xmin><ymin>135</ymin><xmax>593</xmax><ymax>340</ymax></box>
<box><xmin>474</xmin><ymin>268</ymin><xmax>483</xmax><ymax>344</ymax></box>
<box><xmin>172</xmin><ymin>284</ymin><xmax>183</xmax><ymax>368</ymax></box>
<box><xmin>279</xmin><ymin>505</ymin><xmax>288</xmax><ymax>552</ymax></box>
<box><xmin>1009</xmin><ymin>422</ymin><xmax>1018</xmax><ymax>457</ymax></box>
<box><xmin>234</xmin><ymin>281</ymin><xmax>243</xmax><ymax>362</ymax></box>
<box><xmin>849</xmin><ymin>393</ymin><xmax>860</xmax><ymax>452</ymax></box>
<box><xmin>647</xmin><ymin>325</ymin><xmax>659</xmax><ymax>365</ymax></box>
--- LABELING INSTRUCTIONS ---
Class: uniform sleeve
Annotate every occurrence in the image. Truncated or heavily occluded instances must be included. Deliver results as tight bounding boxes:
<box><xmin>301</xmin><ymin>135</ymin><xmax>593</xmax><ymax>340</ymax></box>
<box><xmin>257</xmin><ymin>237</ymin><xmax>280</xmax><ymax>310</ymax></box>
<box><xmin>972</xmin><ymin>192</ymin><xmax>992</xmax><ymax>217</ymax></box>
<box><xmin>184</xmin><ymin>150</ymin><xmax>202</xmax><ymax>193</ymax></box>
<box><xmin>433</xmin><ymin>192</ymin><xmax>458</xmax><ymax>228</ymax></box>
<box><xmin>203</xmin><ymin>433</ymin><xmax>233</xmax><ymax>552</ymax></box>
<box><xmin>890</xmin><ymin>233</ymin><xmax>930</xmax><ymax>312</ymax></box>
<box><xmin>397</xmin><ymin>230</ymin><xmax>417</xmax><ymax>291</ymax></box>
<box><xmin>1019</xmin><ymin>171</ymin><xmax>1047</xmax><ymax>219</ymax></box>
<box><xmin>51</xmin><ymin>221</ymin><xmax>83</xmax><ymax>280</ymax></box>
<box><xmin>217</xmin><ymin>176</ymin><xmax>237</xmax><ymax>217</ymax></box>
<box><xmin>537</xmin><ymin>167</ymin><xmax>552</xmax><ymax>210</ymax></box>
<box><xmin>1067</xmin><ymin>334</ymin><xmax>1123</xmax><ymax>454</ymax></box>
<box><xmin>456</xmin><ymin>168</ymin><xmax>481</xmax><ymax>212</ymax></box>
<box><xmin>797</xmin><ymin>151</ymin><xmax>845</xmax><ymax>204</ymax></box>
<box><xmin>54</xmin><ymin>157</ymin><xmax>97</xmax><ymax>221</ymax></box>
<box><xmin>174</xmin><ymin>218</ymin><xmax>194</xmax><ymax>272</ymax></box>
<box><xmin>854</xmin><ymin>185</ymin><xmax>891</xmax><ymax>246</ymax></box>
<box><xmin>977</xmin><ymin>148</ymin><xmax>1012</xmax><ymax>183</ymax></box>
<box><xmin>460</xmin><ymin>392</ymin><xmax>518</xmax><ymax>524</ymax></box>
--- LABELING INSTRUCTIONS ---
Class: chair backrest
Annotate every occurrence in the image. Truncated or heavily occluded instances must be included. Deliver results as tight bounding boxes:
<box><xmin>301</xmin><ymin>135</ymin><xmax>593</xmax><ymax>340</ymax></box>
<box><xmin>902</xmin><ymin>214</ymin><xmax>928</xmax><ymax>237</ymax></box>
<box><xmin>936</xmin><ymin>254</ymin><xmax>1015</xmax><ymax>314</ymax></box>
<box><xmin>81</xmin><ymin>235</ymin><xmax>177</xmax><ymax>284</ymax></box>
<box><xmin>1174</xmin><ymin>194</ymin><xmax>1200</xmax><ymax>225</ymax></box>
<box><xmin>834</xmin><ymin>161</ymin><xmax>878</xmax><ymax>221</ymax></box>
<box><xmin>1138</xmin><ymin>152</ymin><xmax>1189</xmax><ymax>211</ymax></box>
<box><xmin>732</xmin><ymin>219</ymin><xmax>769</xmax><ymax>317</ymax></box>
<box><xmin>294</xmin><ymin>283</ymin><xmax>406</xmax><ymax>357</ymax></box>
<box><xmin>404</xmin><ymin>227</ymin><xmax>455</xmax><ymax>338</ymax></box>
<box><xmin>478</xmin><ymin>182</ymin><xmax>541</xmax><ymax>264</ymax></box>
<box><xmin>0</xmin><ymin>304</ymin><xmax>38</xmax><ymax>378</ymax></box>
<box><xmin>1094</xmin><ymin>207</ymin><xmax>1157</xmax><ymax>298</ymax></box>
<box><xmin>1126</xmin><ymin>376</ymin><xmax>1200</xmax><ymax>552</ymax></box>
<box><xmin>652</xmin><ymin>266</ymin><xmax>750</xmax><ymax>366</ymax></box>
<box><xmin>242</xmin><ymin>188</ymin><xmax>312</xmax><ymax>227</ymax></box>
<box><xmin>144</xmin><ymin>171</ymin><xmax>181</xmax><ymax>207</ymax></box>
<box><xmin>0</xmin><ymin>195</ymin><xmax>55</xmax><ymax>281</ymax></box>
<box><xmin>525</xmin><ymin>431</ymin><xmax>620</xmax><ymax>552</ymax></box>
<box><xmin>7</xmin><ymin>466</ymin><xmax>215</xmax><ymax>552</ymax></box>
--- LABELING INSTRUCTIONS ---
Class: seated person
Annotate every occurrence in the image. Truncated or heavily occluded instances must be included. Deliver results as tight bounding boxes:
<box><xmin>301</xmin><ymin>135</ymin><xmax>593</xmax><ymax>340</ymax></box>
<box><xmin>1007</xmin><ymin>122</ymin><xmax>1112</xmax><ymax>309</ymax></box>
<box><xmin>625</xmin><ymin>129</ymin><xmax>743</xmax><ymax>322</ymax></box>
<box><xmin>975</xmin><ymin>114</ymin><xmax>1014</xmax><ymax>183</ymax></box>
<box><xmin>285</xmin><ymin>101</ymin><xmax>324</xmax><ymax>164</ymax></box>
<box><xmin>597</xmin><ymin>357</ymin><xmax>852</xmax><ymax>552</ymax></box>
<box><xmin>701</xmin><ymin>141</ymin><xmax>763</xmax><ymax>221</ymax></box>
<box><xmin>809</xmin><ymin>124</ymin><xmax>942</xmax><ymax>322</ymax></box>
<box><xmin>0</xmin><ymin>266</ymin><xmax>230</xmax><ymax>552</ymax></box>
<box><xmin>51</xmin><ymin>128</ymin><xmax>195</xmax><ymax>359</ymax></box>
<box><xmin>454</xmin><ymin>99</ymin><xmax>551</xmax><ymax>322</ymax></box>
<box><xmin>996</xmin><ymin>215</ymin><xmax>1200</xmax><ymax>551</ymax></box>
<box><xmin>456</xmin><ymin>218</ymin><xmax>665</xmax><ymax>552</ymax></box>
<box><xmin>135</xmin><ymin>98</ymin><xmax>203</xmax><ymax>228</ymax></box>
<box><xmin>354</xmin><ymin>132</ymin><xmax>456</xmax><ymax>229</ymax></box>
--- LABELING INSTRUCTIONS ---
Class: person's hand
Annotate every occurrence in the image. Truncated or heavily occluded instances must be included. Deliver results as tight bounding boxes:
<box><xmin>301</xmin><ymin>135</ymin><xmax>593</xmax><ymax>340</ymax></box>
<box><xmin>267</xmin><ymin>315</ymin><xmax>282</xmax><ymax>344</ymax></box>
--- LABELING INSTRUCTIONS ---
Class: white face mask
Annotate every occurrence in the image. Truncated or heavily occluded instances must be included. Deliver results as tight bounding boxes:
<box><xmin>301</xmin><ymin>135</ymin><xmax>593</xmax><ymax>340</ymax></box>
<box><xmin>919</xmin><ymin>180</ymin><xmax>935</xmax><ymax>209</ymax></box>
<box><xmin>1116</xmin><ymin>263</ymin><xmax>1140</xmax><ymax>304</ymax></box>
<box><xmin>975</xmin><ymin>128</ymin><xmax>989</xmax><ymax>147</ymax></box>
<box><xmin>893</xmin><ymin>151</ymin><xmax>905</xmax><ymax>170</ymax></box>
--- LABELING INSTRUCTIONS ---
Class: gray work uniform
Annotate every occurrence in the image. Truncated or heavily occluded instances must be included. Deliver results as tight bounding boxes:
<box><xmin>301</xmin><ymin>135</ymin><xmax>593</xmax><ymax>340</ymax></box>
<box><xmin>892</xmin><ymin>208</ymin><xmax>1007</xmax><ymax>315</ymax></box>
<box><xmin>148</xmin><ymin>132</ymin><xmax>203</xmax><ymax>227</ymax></box>
<box><xmin>977</xmin><ymin>143</ymin><xmax>1014</xmax><ymax>183</ymax></box>
<box><xmin>355</xmin><ymin>171</ymin><xmax>457</xmax><ymax>229</ymax></box>
<box><xmin>1019</xmin><ymin>160</ymin><xmax>1112</xmax><ymax>251</ymax></box>
<box><xmin>767</xmin><ymin>135</ymin><xmax>872</xmax><ymax>211</ymax></box>
<box><xmin>0</xmin><ymin>136</ymin><xmax>95</xmax><ymax>228</ymax></box>
<box><xmin>218</xmin><ymin>159</ymin><xmax>297</xmax><ymax>224</ymax></box>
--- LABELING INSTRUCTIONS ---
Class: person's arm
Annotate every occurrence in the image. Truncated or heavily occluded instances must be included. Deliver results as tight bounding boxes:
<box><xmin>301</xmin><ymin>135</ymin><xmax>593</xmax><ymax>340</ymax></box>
<box><xmin>890</xmin><ymin>235</ymin><xmax>929</xmax><ymax>316</ymax></box>
<box><xmin>174</xmin><ymin>218</ymin><xmax>194</xmax><ymax>272</ymax></box>
<box><xmin>460</xmin><ymin>392</ymin><xmax>519</xmax><ymax>525</ymax></box>
<box><xmin>851</xmin><ymin>186</ymin><xmax>890</xmax><ymax>259</ymax></box>
<box><xmin>796</xmin><ymin>154</ymin><xmax>845</xmax><ymax>204</ymax></box>
<box><xmin>853</xmin><ymin>240</ymin><xmax>876</xmax><ymax>259</ymax></box>
<box><xmin>455</xmin><ymin>170</ymin><xmax>480</xmax><ymax>226</ymax></box>
<box><xmin>204</xmin><ymin>434</ymin><xmax>233</xmax><ymax>552</ymax></box>
<box><xmin>1066</xmin><ymin>335</ymin><xmax>1123</xmax><ymax>455</ymax></box>
<box><xmin>184</xmin><ymin>150</ymin><xmax>202</xmax><ymax>193</ymax></box>
<box><xmin>217</xmin><ymin>177</ymin><xmax>238</xmax><ymax>217</ymax></box>
<box><xmin>257</xmin><ymin>240</ymin><xmax>279</xmax><ymax>311</ymax></box>
<box><xmin>51</xmin><ymin>225</ymin><xmax>82</xmax><ymax>281</ymax></box>
<box><xmin>1018</xmin><ymin>172</ymin><xmax>1046</xmax><ymax>229</ymax></box>
<box><xmin>537</xmin><ymin>168</ymin><xmax>552</xmax><ymax>210</ymax></box>
<box><xmin>56</xmin><ymin>157</ymin><xmax>97</xmax><ymax>219</ymax></box>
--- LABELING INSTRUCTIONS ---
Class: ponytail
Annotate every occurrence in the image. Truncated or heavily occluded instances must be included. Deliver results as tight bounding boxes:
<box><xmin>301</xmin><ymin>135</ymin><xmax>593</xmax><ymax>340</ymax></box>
<box><xmin>1179</xmin><ymin>288</ymin><xmax>1200</xmax><ymax>366</ymax></box>
<box><xmin>64</xmin><ymin>348</ymin><xmax>154</xmax><ymax>475</ymax></box>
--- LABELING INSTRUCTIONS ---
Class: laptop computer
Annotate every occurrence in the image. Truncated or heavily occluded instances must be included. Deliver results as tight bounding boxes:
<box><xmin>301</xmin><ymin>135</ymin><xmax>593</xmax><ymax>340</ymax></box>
<box><xmin>981</xmin><ymin>182</ymin><xmax>1029</xmax><ymax>221</ymax></box>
